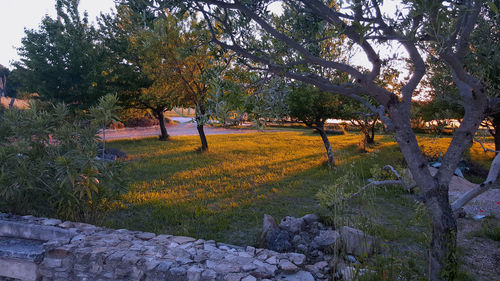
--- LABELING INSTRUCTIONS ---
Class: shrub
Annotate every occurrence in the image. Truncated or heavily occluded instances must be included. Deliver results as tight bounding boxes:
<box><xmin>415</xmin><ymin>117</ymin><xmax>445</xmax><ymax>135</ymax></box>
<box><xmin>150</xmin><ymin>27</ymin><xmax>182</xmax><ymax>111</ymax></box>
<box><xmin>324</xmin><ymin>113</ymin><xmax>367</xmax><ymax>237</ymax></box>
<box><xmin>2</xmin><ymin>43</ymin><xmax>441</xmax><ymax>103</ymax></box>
<box><xmin>0</xmin><ymin>102</ymin><xmax>126</xmax><ymax>222</ymax></box>
<box><xmin>120</xmin><ymin>108</ymin><xmax>159</xmax><ymax>127</ymax></box>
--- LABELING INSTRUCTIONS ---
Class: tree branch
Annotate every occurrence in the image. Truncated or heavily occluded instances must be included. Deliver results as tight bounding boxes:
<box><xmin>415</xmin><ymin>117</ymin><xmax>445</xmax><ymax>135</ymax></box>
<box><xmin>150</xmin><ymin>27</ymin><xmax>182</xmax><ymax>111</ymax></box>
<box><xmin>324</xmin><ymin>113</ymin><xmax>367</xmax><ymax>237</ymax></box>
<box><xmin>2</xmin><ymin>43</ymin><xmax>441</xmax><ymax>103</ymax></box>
<box><xmin>451</xmin><ymin>151</ymin><xmax>500</xmax><ymax>211</ymax></box>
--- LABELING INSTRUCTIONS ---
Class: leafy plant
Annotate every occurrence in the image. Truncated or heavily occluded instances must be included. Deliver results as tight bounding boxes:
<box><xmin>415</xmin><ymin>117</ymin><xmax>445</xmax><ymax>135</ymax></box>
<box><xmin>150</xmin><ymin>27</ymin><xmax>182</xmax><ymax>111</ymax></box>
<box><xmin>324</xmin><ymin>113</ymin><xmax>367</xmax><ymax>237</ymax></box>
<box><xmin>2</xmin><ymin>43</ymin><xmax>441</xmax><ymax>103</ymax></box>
<box><xmin>0</xmin><ymin>102</ymin><xmax>125</xmax><ymax>221</ymax></box>
<box><xmin>89</xmin><ymin>93</ymin><xmax>121</xmax><ymax>157</ymax></box>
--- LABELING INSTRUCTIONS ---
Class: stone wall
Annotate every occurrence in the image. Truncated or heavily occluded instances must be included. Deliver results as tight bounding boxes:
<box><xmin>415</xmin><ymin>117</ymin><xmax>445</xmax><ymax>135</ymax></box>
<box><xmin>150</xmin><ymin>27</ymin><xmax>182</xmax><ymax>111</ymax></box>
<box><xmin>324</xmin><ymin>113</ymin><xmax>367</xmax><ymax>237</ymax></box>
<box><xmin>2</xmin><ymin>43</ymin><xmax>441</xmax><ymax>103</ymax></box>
<box><xmin>0</xmin><ymin>213</ymin><xmax>328</xmax><ymax>281</ymax></box>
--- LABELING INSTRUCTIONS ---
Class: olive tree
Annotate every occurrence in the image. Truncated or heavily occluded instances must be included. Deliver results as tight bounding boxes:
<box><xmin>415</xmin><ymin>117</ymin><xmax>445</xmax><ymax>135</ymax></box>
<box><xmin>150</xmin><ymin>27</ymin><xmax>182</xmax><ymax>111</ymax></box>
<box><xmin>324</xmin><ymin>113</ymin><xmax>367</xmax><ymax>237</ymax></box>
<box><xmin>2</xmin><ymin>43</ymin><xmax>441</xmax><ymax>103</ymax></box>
<box><xmin>160</xmin><ymin>0</ymin><xmax>498</xmax><ymax>279</ymax></box>
<box><xmin>288</xmin><ymin>84</ymin><xmax>344</xmax><ymax>166</ymax></box>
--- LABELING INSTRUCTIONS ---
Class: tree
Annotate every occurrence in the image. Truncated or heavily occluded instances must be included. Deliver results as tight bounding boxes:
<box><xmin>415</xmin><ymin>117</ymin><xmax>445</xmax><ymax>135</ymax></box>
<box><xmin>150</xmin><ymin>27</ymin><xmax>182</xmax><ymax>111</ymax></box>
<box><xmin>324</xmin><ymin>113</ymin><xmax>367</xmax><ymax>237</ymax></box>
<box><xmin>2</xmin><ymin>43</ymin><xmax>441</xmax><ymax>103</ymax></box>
<box><xmin>0</xmin><ymin>65</ymin><xmax>20</xmax><ymax>98</ymax></box>
<box><xmin>162</xmin><ymin>0</ymin><xmax>498</xmax><ymax>278</ymax></box>
<box><xmin>288</xmin><ymin>84</ymin><xmax>344</xmax><ymax>166</ymax></box>
<box><xmin>12</xmin><ymin>0</ymin><xmax>107</xmax><ymax>107</ymax></box>
<box><xmin>424</xmin><ymin>1</ymin><xmax>500</xmax><ymax>150</ymax></box>
<box><xmin>0</xmin><ymin>65</ymin><xmax>8</xmax><ymax>98</ymax></box>
<box><xmin>168</xmin><ymin>18</ymin><xmax>225</xmax><ymax>152</ymax></box>
<box><xmin>343</xmin><ymin>96</ymin><xmax>379</xmax><ymax>148</ymax></box>
<box><xmin>106</xmin><ymin>9</ymin><xmax>185</xmax><ymax>140</ymax></box>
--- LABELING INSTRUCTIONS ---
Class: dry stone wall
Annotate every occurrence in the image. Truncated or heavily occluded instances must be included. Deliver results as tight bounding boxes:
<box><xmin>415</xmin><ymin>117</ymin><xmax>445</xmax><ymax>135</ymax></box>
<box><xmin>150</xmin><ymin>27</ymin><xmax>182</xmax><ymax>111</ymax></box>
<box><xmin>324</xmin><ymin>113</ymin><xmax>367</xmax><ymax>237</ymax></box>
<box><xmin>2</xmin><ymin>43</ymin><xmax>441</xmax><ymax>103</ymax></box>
<box><xmin>0</xmin><ymin>213</ymin><xmax>327</xmax><ymax>281</ymax></box>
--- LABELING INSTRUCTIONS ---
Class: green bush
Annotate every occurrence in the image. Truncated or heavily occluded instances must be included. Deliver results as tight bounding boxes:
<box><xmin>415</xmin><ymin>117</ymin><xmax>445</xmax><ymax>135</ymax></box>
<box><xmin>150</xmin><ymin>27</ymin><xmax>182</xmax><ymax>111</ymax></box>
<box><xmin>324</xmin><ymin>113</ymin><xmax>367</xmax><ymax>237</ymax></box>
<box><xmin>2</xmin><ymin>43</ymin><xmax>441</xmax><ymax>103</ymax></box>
<box><xmin>0</xmin><ymin>102</ymin><xmax>125</xmax><ymax>222</ymax></box>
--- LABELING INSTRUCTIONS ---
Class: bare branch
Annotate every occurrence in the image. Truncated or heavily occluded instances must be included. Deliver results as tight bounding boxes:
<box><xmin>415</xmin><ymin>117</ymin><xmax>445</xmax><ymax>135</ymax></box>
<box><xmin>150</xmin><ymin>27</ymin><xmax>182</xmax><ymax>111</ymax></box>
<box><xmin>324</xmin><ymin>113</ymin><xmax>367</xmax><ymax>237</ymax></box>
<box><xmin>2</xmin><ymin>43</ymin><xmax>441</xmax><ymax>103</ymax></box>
<box><xmin>344</xmin><ymin>180</ymin><xmax>402</xmax><ymax>201</ymax></box>
<box><xmin>451</xmin><ymin>151</ymin><xmax>500</xmax><ymax>211</ymax></box>
<box><xmin>474</xmin><ymin>137</ymin><xmax>498</xmax><ymax>154</ymax></box>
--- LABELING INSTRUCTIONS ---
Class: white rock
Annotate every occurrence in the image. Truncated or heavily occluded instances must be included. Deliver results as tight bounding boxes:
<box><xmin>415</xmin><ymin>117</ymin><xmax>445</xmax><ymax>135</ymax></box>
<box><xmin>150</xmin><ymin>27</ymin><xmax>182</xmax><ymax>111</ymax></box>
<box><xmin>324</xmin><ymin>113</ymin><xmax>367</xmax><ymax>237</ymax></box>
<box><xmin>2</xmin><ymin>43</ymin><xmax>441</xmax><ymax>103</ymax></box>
<box><xmin>278</xmin><ymin>271</ymin><xmax>315</xmax><ymax>281</ymax></box>
<box><xmin>278</xmin><ymin>260</ymin><xmax>299</xmax><ymax>273</ymax></box>
<box><xmin>241</xmin><ymin>276</ymin><xmax>257</xmax><ymax>281</ymax></box>
<box><xmin>312</xmin><ymin>229</ymin><xmax>340</xmax><ymax>248</ymax></box>
<box><xmin>340</xmin><ymin>226</ymin><xmax>378</xmax><ymax>257</ymax></box>
<box><xmin>288</xmin><ymin>253</ymin><xmax>306</xmax><ymax>266</ymax></box>
<box><xmin>265</xmin><ymin>256</ymin><xmax>278</xmax><ymax>265</ymax></box>
<box><xmin>173</xmin><ymin>236</ymin><xmax>196</xmax><ymax>244</ymax></box>
<box><xmin>187</xmin><ymin>265</ymin><xmax>203</xmax><ymax>281</ymax></box>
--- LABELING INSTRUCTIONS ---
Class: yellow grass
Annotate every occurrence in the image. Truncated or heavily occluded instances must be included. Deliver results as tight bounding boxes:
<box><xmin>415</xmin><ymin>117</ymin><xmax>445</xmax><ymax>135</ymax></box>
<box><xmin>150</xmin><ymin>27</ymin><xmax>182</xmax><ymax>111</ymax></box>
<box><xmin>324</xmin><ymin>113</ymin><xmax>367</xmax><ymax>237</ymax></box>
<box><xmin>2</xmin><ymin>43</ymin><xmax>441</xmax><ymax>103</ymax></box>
<box><xmin>104</xmin><ymin>131</ymin><xmax>495</xmax><ymax>245</ymax></box>
<box><xmin>0</xmin><ymin>97</ymin><xmax>29</xmax><ymax>109</ymax></box>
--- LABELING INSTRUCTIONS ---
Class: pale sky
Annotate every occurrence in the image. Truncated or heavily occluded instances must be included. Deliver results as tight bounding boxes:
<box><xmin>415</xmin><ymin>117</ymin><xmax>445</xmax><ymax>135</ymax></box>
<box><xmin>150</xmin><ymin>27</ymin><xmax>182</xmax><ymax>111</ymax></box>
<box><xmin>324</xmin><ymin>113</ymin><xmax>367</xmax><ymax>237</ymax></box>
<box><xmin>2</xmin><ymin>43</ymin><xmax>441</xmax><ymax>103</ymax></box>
<box><xmin>0</xmin><ymin>0</ymin><xmax>116</xmax><ymax>68</ymax></box>
<box><xmin>0</xmin><ymin>0</ymin><xmax>405</xmax><ymax>73</ymax></box>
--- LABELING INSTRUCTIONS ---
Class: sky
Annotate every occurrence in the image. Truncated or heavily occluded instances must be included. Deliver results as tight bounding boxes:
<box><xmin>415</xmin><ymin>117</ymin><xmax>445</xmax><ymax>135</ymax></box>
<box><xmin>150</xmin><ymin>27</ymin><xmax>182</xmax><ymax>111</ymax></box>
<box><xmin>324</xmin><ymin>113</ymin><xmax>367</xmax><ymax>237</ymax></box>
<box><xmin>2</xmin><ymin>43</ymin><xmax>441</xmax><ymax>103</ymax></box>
<box><xmin>0</xmin><ymin>0</ymin><xmax>116</xmax><ymax>68</ymax></box>
<box><xmin>0</xmin><ymin>0</ymin><xmax>406</xmax><ymax>74</ymax></box>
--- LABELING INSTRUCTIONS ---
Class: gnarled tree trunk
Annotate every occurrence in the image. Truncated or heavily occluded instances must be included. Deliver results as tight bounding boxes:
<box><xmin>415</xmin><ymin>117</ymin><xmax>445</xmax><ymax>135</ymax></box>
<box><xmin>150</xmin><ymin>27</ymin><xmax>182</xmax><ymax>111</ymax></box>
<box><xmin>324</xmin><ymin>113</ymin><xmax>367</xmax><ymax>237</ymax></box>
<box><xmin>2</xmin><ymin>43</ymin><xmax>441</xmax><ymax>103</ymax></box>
<box><xmin>197</xmin><ymin>124</ymin><xmax>208</xmax><ymax>152</ymax></box>
<box><xmin>156</xmin><ymin>110</ymin><xmax>169</xmax><ymax>141</ymax></box>
<box><xmin>315</xmin><ymin>124</ymin><xmax>335</xmax><ymax>166</ymax></box>
<box><xmin>491</xmin><ymin>114</ymin><xmax>500</xmax><ymax>152</ymax></box>
<box><xmin>426</xmin><ymin>191</ymin><xmax>458</xmax><ymax>280</ymax></box>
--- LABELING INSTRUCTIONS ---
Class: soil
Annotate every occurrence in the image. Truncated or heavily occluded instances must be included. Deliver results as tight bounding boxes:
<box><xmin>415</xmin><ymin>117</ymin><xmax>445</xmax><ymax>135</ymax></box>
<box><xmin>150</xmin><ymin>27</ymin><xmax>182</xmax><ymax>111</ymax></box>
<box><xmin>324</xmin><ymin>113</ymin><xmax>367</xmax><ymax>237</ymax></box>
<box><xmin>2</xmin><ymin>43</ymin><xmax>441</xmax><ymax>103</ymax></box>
<box><xmin>101</xmin><ymin>122</ymin><xmax>261</xmax><ymax>141</ymax></box>
<box><xmin>438</xmin><ymin>168</ymin><xmax>500</xmax><ymax>280</ymax></box>
<box><xmin>457</xmin><ymin>218</ymin><xmax>500</xmax><ymax>280</ymax></box>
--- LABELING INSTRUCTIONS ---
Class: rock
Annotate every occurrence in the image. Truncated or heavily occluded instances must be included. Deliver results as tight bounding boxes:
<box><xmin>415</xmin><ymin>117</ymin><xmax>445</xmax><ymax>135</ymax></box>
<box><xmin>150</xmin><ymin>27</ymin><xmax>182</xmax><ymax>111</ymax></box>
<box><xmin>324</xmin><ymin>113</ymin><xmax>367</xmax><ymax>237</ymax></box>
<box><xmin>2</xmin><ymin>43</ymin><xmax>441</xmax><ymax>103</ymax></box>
<box><xmin>169</xmin><ymin>267</ymin><xmax>187</xmax><ymax>279</ymax></box>
<box><xmin>135</xmin><ymin>232</ymin><xmax>156</xmax><ymax>240</ymax></box>
<box><xmin>242</xmin><ymin>263</ymin><xmax>258</xmax><ymax>272</ymax></box>
<box><xmin>157</xmin><ymin>261</ymin><xmax>174</xmax><ymax>272</ymax></box>
<box><xmin>265</xmin><ymin>230</ymin><xmax>292</xmax><ymax>252</ymax></box>
<box><xmin>301</xmin><ymin>214</ymin><xmax>319</xmax><ymax>224</ymax></box>
<box><xmin>201</xmin><ymin>269</ymin><xmax>217</xmax><ymax>280</ymax></box>
<box><xmin>265</xmin><ymin>256</ymin><xmax>278</xmax><ymax>265</ymax></box>
<box><xmin>245</xmin><ymin>246</ymin><xmax>255</xmax><ymax>255</ymax></box>
<box><xmin>310</xmin><ymin>250</ymin><xmax>324</xmax><ymax>259</ymax></box>
<box><xmin>296</xmin><ymin>244</ymin><xmax>308</xmax><ymax>253</ymax></box>
<box><xmin>340</xmin><ymin>226</ymin><xmax>379</xmax><ymax>257</ymax></box>
<box><xmin>42</xmin><ymin>219</ymin><xmax>62</xmax><ymax>226</ymax></box>
<box><xmin>312</xmin><ymin>229</ymin><xmax>340</xmax><ymax>249</ymax></box>
<box><xmin>313</xmin><ymin>261</ymin><xmax>328</xmax><ymax>271</ymax></box>
<box><xmin>187</xmin><ymin>266</ymin><xmax>203</xmax><ymax>281</ymax></box>
<box><xmin>345</xmin><ymin>255</ymin><xmax>358</xmax><ymax>264</ymax></box>
<box><xmin>291</xmin><ymin>234</ymin><xmax>302</xmax><ymax>244</ymax></box>
<box><xmin>279</xmin><ymin>216</ymin><xmax>305</xmax><ymax>234</ymax></box>
<box><xmin>278</xmin><ymin>260</ymin><xmax>299</xmax><ymax>273</ymax></box>
<box><xmin>278</xmin><ymin>270</ymin><xmax>315</xmax><ymax>281</ymax></box>
<box><xmin>241</xmin><ymin>276</ymin><xmax>257</xmax><ymax>281</ymax></box>
<box><xmin>224</xmin><ymin>273</ymin><xmax>247</xmax><ymax>281</ymax></box>
<box><xmin>288</xmin><ymin>253</ymin><xmax>306</xmax><ymax>266</ymax></box>
<box><xmin>339</xmin><ymin>266</ymin><xmax>376</xmax><ymax>281</ymax></box>
<box><xmin>214</xmin><ymin>263</ymin><xmax>241</xmax><ymax>273</ymax></box>
<box><xmin>173</xmin><ymin>236</ymin><xmax>196</xmax><ymax>244</ymax></box>
<box><xmin>261</xmin><ymin>214</ymin><xmax>279</xmax><ymax>242</ymax></box>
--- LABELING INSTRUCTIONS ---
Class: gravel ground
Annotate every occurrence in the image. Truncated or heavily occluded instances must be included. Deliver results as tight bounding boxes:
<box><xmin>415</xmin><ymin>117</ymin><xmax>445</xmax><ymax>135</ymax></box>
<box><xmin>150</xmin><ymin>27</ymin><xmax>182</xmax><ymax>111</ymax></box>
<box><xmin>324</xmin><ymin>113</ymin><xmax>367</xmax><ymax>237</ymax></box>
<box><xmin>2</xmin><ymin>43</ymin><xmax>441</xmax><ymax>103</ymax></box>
<box><xmin>101</xmin><ymin>123</ymin><xmax>260</xmax><ymax>141</ymax></box>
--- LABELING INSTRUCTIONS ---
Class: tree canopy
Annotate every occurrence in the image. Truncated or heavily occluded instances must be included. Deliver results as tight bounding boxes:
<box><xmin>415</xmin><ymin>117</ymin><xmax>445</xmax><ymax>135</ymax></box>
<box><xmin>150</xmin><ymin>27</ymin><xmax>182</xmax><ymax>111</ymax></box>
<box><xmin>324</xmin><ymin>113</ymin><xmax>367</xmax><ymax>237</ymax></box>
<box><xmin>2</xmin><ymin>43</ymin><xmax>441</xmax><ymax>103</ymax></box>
<box><xmin>12</xmin><ymin>0</ymin><xmax>108</xmax><ymax>107</ymax></box>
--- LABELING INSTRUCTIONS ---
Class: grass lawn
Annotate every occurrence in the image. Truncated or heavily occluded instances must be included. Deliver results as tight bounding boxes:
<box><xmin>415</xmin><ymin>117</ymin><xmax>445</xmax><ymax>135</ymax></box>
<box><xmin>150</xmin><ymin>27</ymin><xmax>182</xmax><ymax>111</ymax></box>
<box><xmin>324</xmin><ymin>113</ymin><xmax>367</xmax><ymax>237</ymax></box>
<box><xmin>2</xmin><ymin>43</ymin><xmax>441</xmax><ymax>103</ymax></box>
<box><xmin>103</xmin><ymin>131</ymin><xmax>495</xmax><ymax>278</ymax></box>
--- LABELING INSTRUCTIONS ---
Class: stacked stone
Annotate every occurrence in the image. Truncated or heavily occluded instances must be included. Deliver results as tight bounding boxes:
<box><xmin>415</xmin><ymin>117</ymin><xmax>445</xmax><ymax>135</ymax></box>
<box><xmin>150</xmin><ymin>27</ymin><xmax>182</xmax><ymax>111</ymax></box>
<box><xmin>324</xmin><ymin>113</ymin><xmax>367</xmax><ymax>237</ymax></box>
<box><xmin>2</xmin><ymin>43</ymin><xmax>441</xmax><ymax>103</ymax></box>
<box><xmin>0</xmin><ymin>213</ymin><xmax>327</xmax><ymax>281</ymax></box>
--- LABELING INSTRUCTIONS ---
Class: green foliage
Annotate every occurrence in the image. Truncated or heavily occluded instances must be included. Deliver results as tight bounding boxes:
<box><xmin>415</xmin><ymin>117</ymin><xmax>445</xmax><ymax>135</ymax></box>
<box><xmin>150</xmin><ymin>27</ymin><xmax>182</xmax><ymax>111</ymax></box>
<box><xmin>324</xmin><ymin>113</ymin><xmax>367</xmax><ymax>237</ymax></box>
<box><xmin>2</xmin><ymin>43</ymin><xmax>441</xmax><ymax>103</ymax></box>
<box><xmin>472</xmin><ymin>217</ymin><xmax>500</xmax><ymax>242</ymax></box>
<box><xmin>0</xmin><ymin>102</ymin><xmax>125</xmax><ymax>221</ymax></box>
<box><xmin>287</xmin><ymin>84</ymin><xmax>345</xmax><ymax>128</ymax></box>
<box><xmin>89</xmin><ymin>94</ymin><xmax>121</xmax><ymax>128</ymax></box>
<box><xmin>12</xmin><ymin>0</ymin><xmax>108</xmax><ymax>107</ymax></box>
<box><xmin>244</xmin><ymin>77</ymin><xmax>290</xmax><ymax>129</ymax></box>
<box><xmin>0</xmin><ymin>64</ymin><xmax>20</xmax><ymax>98</ymax></box>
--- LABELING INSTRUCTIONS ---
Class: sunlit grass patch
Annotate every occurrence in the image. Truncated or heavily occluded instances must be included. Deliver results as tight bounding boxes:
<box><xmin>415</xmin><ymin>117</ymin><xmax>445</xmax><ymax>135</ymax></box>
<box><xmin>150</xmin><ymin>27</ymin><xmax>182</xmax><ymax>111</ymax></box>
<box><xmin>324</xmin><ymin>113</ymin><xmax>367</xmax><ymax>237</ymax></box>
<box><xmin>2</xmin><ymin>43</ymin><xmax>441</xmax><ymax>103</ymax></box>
<box><xmin>103</xmin><ymin>131</ymin><xmax>494</xmax><ymax>247</ymax></box>
<box><xmin>104</xmin><ymin>132</ymin><xmax>379</xmax><ymax>242</ymax></box>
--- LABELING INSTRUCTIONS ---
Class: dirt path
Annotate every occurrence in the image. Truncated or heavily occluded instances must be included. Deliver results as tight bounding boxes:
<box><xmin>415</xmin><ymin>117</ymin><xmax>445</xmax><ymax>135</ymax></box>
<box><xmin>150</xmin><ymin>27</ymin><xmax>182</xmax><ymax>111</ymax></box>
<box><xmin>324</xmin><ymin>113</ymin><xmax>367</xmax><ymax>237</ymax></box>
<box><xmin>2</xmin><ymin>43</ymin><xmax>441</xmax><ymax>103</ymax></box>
<box><xmin>101</xmin><ymin>122</ymin><xmax>260</xmax><ymax>141</ymax></box>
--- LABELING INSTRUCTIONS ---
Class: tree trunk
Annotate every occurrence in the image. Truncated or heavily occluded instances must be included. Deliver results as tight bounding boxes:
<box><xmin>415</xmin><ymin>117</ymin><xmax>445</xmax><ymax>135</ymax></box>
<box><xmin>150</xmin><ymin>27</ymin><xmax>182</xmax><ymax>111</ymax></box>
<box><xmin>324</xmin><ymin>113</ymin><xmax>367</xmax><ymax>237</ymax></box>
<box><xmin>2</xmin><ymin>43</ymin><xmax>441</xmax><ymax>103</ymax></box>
<box><xmin>316</xmin><ymin>125</ymin><xmax>335</xmax><ymax>167</ymax></box>
<box><xmin>197</xmin><ymin>124</ymin><xmax>208</xmax><ymax>152</ymax></box>
<box><xmin>157</xmin><ymin>110</ymin><xmax>169</xmax><ymax>141</ymax></box>
<box><xmin>102</xmin><ymin>122</ymin><xmax>106</xmax><ymax>158</ymax></box>
<box><xmin>492</xmin><ymin>114</ymin><xmax>500</xmax><ymax>152</ymax></box>
<box><xmin>368</xmin><ymin>120</ymin><xmax>376</xmax><ymax>144</ymax></box>
<box><xmin>425</xmin><ymin>190</ymin><xmax>458</xmax><ymax>281</ymax></box>
<box><xmin>390</xmin><ymin>110</ymin><xmax>460</xmax><ymax>281</ymax></box>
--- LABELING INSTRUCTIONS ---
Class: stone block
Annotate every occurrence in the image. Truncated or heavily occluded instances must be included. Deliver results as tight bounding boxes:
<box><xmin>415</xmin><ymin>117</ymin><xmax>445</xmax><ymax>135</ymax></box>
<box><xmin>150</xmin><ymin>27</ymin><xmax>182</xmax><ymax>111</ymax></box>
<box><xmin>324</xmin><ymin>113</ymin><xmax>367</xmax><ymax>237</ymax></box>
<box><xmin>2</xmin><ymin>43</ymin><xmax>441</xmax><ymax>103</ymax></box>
<box><xmin>0</xmin><ymin>257</ymin><xmax>40</xmax><ymax>281</ymax></box>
